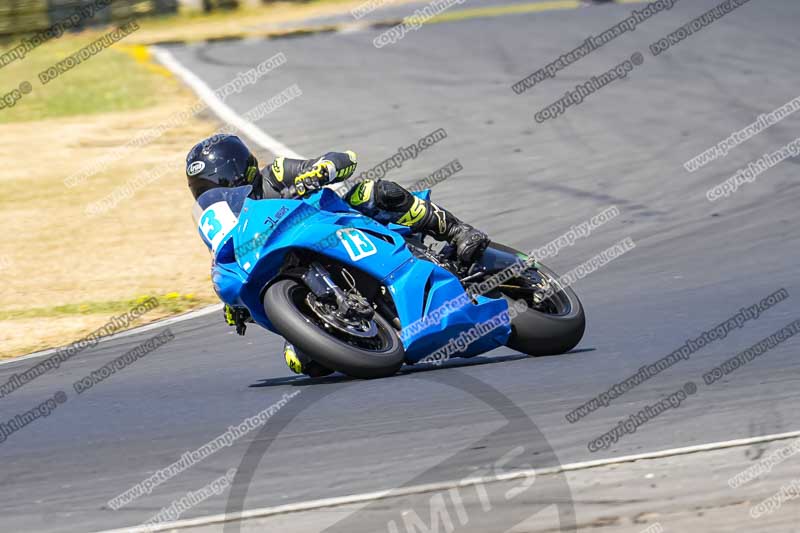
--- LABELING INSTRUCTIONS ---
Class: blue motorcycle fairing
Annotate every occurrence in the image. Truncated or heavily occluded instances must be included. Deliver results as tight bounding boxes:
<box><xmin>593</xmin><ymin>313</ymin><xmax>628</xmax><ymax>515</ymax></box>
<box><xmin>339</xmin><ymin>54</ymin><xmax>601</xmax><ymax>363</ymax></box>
<box><xmin>204</xmin><ymin>187</ymin><xmax>511</xmax><ymax>363</ymax></box>
<box><xmin>382</xmin><ymin>255</ymin><xmax>512</xmax><ymax>361</ymax></box>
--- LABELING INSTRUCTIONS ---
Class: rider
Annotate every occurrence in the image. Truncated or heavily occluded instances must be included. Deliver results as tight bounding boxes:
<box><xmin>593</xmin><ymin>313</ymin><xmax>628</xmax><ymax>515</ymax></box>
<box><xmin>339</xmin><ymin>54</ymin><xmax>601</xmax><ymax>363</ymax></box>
<box><xmin>187</xmin><ymin>134</ymin><xmax>489</xmax><ymax>376</ymax></box>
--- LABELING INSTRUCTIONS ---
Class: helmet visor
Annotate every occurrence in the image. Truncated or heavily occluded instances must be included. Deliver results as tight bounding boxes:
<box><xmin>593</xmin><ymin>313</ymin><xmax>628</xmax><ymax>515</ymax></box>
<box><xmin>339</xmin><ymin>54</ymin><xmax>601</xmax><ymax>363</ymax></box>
<box><xmin>205</xmin><ymin>157</ymin><xmax>252</xmax><ymax>186</ymax></box>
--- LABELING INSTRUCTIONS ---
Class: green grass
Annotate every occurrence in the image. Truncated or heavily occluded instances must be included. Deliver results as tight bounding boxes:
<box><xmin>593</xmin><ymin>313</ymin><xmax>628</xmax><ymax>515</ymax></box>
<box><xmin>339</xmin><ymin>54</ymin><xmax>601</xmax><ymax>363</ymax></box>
<box><xmin>0</xmin><ymin>31</ymin><xmax>168</xmax><ymax>123</ymax></box>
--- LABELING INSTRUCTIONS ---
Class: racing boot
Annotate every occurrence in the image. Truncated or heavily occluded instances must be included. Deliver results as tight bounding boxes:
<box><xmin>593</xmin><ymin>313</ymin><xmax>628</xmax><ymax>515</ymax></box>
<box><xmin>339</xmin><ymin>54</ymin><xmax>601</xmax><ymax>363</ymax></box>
<box><xmin>410</xmin><ymin>201</ymin><xmax>490</xmax><ymax>265</ymax></box>
<box><xmin>283</xmin><ymin>342</ymin><xmax>335</xmax><ymax>377</ymax></box>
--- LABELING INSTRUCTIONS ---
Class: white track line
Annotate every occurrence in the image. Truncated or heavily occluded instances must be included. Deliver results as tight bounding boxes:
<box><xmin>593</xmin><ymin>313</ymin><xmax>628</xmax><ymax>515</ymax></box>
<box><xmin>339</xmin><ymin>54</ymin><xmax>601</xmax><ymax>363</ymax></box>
<box><xmin>150</xmin><ymin>47</ymin><xmax>357</xmax><ymax>194</ymax></box>
<box><xmin>150</xmin><ymin>46</ymin><xmax>305</xmax><ymax>160</ymax></box>
<box><xmin>95</xmin><ymin>429</ymin><xmax>800</xmax><ymax>533</ymax></box>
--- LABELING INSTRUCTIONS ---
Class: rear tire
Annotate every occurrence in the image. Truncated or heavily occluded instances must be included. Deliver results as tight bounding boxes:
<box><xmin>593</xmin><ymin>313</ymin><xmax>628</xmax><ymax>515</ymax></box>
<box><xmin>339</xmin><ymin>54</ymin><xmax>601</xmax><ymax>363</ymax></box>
<box><xmin>488</xmin><ymin>244</ymin><xmax>586</xmax><ymax>356</ymax></box>
<box><xmin>264</xmin><ymin>279</ymin><xmax>405</xmax><ymax>379</ymax></box>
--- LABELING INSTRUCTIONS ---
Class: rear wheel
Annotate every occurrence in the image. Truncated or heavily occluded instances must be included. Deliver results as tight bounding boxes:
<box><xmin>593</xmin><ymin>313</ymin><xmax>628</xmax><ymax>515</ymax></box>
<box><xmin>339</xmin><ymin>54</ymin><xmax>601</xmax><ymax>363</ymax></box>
<box><xmin>264</xmin><ymin>279</ymin><xmax>405</xmax><ymax>378</ymax></box>
<box><xmin>486</xmin><ymin>243</ymin><xmax>586</xmax><ymax>356</ymax></box>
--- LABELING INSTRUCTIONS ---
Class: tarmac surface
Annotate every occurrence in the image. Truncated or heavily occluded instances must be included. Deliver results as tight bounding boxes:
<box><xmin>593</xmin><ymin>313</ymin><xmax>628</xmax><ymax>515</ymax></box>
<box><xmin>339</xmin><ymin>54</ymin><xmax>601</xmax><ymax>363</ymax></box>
<box><xmin>3</xmin><ymin>0</ymin><xmax>799</xmax><ymax>531</ymax></box>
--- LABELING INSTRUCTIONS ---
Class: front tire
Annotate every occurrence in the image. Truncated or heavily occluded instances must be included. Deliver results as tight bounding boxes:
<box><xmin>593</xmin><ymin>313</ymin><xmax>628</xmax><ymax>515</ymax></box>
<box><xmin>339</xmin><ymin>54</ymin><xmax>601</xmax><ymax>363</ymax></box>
<box><xmin>264</xmin><ymin>279</ymin><xmax>405</xmax><ymax>379</ymax></box>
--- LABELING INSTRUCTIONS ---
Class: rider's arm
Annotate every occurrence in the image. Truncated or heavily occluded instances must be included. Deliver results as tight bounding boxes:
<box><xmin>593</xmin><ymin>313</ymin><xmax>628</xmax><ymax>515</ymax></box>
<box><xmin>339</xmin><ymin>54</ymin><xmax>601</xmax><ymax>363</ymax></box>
<box><xmin>263</xmin><ymin>151</ymin><xmax>358</xmax><ymax>197</ymax></box>
<box><xmin>320</xmin><ymin>151</ymin><xmax>359</xmax><ymax>183</ymax></box>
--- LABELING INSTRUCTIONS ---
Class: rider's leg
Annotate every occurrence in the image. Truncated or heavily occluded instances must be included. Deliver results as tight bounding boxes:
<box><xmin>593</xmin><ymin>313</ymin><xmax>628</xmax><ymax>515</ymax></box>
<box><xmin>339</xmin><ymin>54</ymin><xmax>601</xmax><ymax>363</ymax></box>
<box><xmin>344</xmin><ymin>179</ymin><xmax>489</xmax><ymax>263</ymax></box>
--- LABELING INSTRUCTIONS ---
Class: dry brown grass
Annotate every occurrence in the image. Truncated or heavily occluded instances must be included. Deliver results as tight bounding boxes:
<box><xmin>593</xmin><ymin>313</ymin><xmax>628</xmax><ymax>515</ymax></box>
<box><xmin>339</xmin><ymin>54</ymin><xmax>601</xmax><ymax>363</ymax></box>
<box><xmin>0</xmin><ymin>49</ymin><xmax>226</xmax><ymax>358</ymax></box>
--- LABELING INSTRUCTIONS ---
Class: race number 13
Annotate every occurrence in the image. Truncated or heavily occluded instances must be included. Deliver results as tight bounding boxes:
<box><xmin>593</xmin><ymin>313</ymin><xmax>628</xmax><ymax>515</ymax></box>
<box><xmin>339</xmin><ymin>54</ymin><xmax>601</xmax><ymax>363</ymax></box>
<box><xmin>337</xmin><ymin>228</ymin><xmax>377</xmax><ymax>261</ymax></box>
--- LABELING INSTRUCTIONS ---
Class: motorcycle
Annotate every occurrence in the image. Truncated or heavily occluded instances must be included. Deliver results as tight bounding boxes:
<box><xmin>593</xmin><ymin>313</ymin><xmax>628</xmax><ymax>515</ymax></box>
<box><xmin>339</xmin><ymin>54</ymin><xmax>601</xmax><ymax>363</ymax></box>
<box><xmin>193</xmin><ymin>184</ymin><xmax>585</xmax><ymax>378</ymax></box>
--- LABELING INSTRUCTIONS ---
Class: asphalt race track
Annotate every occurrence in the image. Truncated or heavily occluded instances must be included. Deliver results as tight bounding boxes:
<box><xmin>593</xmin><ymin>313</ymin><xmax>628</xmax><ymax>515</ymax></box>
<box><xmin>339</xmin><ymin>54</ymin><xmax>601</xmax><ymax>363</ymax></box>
<box><xmin>3</xmin><ymin>0</ymin><xmax>800</xmax><ymax>531</ymax></box>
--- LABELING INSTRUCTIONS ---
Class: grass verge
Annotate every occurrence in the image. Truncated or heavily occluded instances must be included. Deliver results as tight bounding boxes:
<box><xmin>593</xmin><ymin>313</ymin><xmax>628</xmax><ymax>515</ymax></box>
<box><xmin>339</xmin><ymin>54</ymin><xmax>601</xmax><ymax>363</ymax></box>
<box><xmin>0</xmin><ymin>34</ymin><xmax>230</xmax><ymax>358</ymax></box>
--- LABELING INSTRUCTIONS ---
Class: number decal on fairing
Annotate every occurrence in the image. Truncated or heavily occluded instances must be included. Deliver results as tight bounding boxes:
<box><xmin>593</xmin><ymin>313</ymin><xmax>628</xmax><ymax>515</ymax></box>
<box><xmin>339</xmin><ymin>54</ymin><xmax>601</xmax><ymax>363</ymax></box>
<box><xmin>198</xmin><ymin>202</ymin><xmax>238</xmax><ymax>253</ymax></box>
<box><xmin>337</xmin><ymin>228</ymin><xmax>377</xmax><ymax>262</ymax></box>
<box><xmin>200</xmin><ymin>210</ymin><xmax>223</xmax><ymax>240</ymax></box>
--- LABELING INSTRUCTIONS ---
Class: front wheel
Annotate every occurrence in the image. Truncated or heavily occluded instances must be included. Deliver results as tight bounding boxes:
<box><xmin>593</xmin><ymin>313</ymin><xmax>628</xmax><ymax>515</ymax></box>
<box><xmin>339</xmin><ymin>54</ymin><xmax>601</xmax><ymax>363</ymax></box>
<box><xmin>264</xmin><ymin>279</ymin><xmax>405</xmax><ymax>379</ymax></box>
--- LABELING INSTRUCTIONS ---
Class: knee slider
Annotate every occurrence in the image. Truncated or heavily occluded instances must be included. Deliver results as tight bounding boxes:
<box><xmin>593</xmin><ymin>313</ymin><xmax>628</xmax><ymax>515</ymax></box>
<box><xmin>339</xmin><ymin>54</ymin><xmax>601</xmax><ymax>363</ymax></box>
<box><xmin>375</xmin><ymin>180</ymin><xmax>414</xmax><ymax>210</ymax></box>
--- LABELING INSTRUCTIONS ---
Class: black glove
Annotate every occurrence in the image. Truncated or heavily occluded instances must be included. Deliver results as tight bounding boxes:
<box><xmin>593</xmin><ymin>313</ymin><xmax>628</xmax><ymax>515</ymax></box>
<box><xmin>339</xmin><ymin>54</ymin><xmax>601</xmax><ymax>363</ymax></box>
<box><xmin>294</xmin><ymin>160</ymin><xmax>336</xmax><ymax>196</ymax></box>
<box><xmin>224</xmin><ymin>304</ymin><xmax>250</xmax><ymax>336</ymax></box>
